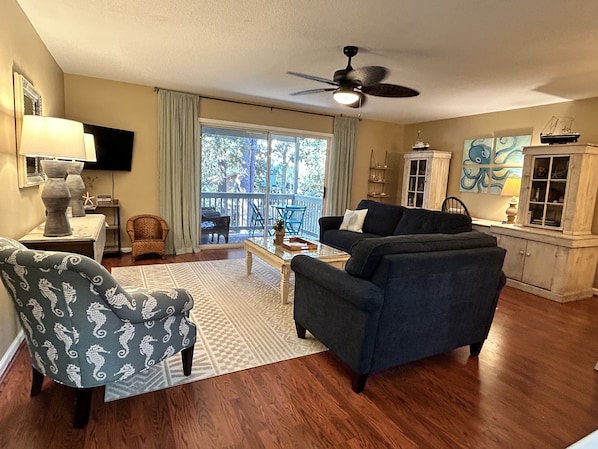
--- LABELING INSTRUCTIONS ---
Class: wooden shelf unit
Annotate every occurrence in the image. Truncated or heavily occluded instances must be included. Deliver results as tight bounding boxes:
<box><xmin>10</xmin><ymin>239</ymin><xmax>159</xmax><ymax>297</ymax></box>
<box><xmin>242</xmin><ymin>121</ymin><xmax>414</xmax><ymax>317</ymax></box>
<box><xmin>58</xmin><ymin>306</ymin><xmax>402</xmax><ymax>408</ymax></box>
<box><xmin>367</xmin><ymin>150</ymin><xmax>391</xmax><ymax>201</ymax></box>
<box><xmin>87</xmin><ymin>201</ymin><xmax>121</xmax><ymax>256</ymax></box>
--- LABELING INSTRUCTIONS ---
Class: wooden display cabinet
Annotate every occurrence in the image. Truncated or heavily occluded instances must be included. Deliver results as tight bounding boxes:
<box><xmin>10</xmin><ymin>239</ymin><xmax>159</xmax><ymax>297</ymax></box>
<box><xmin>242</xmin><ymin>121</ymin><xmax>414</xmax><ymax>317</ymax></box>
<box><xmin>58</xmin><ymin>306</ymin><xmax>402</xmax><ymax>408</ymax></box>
<box><xmin>492</xmin><ymin>143</ymin><xmax>598</xmax><ymax>302</ymax></box>
<box><xmin>401</xmin><ymin>150</ymin><xmax>451</xmax><ymax>210</ymax></box>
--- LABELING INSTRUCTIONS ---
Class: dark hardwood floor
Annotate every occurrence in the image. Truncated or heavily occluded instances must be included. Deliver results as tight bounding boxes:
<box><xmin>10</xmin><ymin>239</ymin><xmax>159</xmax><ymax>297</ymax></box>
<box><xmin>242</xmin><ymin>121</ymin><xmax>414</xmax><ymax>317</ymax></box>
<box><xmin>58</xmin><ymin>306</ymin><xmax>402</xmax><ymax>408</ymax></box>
<box><xmin>1</xmin><ymin>249</ymin><xmax>597</xmax><ymax>448</ymax></box>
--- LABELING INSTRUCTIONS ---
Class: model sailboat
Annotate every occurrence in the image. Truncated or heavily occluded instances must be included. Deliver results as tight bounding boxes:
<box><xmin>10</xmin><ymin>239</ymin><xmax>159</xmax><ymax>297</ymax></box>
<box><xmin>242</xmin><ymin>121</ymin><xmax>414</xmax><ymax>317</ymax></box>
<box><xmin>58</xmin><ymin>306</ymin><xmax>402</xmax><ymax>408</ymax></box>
<box><xmin>540</xmin><ymin>116</ymin><xmax>580</xmax><ymax>144</ymax></box>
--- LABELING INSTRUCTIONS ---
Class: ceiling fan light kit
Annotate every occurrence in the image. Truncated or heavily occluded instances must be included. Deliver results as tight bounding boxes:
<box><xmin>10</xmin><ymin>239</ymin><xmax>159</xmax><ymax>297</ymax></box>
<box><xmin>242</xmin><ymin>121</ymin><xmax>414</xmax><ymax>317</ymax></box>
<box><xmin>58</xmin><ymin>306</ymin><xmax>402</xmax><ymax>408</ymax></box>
<box><xmin>333</xmin><ymin>87</ymin><xmax>360</xmax><ymax>105</ymax></box>
<box><xmin>288</xmin><ymin>45</ymin><xmax>419</xmax><ymax>108</ymax></box>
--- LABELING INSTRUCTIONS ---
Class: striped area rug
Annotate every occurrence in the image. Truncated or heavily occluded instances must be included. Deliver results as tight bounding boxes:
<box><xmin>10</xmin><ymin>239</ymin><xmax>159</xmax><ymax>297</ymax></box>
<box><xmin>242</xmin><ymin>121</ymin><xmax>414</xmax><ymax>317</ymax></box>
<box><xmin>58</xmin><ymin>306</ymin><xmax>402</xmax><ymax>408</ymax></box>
<box><xmin>104</xmin><ymin>258</ymin><xmax>326</xmax><ymax>402</ymax></box>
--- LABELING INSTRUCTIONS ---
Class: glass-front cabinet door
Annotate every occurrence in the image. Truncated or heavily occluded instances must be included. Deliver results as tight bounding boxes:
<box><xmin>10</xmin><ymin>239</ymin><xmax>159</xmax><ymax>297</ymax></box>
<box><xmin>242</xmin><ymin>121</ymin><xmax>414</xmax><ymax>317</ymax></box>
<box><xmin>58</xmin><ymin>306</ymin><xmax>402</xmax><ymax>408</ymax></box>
<box><xmin>527</xmin><ymin>155</ymin><xmax>569</xmax><ymax>229</ymax></box>
<box><xmin>406</xmin><ymin>159</ymin><xmax>427</xmax><ymax>207</ymax></box>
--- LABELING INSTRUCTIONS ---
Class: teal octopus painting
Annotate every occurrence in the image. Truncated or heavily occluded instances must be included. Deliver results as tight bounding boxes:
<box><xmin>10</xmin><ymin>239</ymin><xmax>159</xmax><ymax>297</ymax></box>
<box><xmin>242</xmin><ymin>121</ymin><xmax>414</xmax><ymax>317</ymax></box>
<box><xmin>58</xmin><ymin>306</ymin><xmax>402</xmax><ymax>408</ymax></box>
<box><xmin>460</xmin><ymin>135</ymin><xmax>530</xmax><ymax>194</ymax></box>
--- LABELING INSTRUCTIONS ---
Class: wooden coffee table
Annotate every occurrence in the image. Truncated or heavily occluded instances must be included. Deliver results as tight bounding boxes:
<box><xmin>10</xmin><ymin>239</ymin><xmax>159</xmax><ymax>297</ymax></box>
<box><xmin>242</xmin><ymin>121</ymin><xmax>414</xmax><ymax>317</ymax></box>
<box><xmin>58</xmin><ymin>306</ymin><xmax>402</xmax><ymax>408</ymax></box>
<box><xmin>244</xmin><ymin>237</ymin><xmax>350</xmax><ymax>304</ymax></box>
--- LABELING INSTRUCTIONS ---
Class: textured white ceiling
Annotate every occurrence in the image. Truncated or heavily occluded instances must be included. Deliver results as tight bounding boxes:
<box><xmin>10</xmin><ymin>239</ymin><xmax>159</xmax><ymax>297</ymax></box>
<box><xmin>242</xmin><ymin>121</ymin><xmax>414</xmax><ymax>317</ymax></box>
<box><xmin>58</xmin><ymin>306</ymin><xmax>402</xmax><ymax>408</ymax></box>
<box><xmin>16</xmin><ymin>0</ymin><xmax>598</xmax><ymax>124</ymax></box>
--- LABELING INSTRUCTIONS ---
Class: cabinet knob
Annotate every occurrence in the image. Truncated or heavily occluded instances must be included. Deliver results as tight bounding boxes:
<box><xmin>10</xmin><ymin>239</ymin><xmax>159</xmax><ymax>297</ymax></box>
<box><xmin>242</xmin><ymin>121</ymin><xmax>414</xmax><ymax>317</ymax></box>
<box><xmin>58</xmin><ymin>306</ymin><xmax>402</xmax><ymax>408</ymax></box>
<box><xmin>525</xmin><ymin>252</ymin><xmax>531</xmax><ymax>257</ymax></box>
<box><xmin>519</xmin><ymin>250</ymin><xmax>525</xmax><ymax>255</ymax></box>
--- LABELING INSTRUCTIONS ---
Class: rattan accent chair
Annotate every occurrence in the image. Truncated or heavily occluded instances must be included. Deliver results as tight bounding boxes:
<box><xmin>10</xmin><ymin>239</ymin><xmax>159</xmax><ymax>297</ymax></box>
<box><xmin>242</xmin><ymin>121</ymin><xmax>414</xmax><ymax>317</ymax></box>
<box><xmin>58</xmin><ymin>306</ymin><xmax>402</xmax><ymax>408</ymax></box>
<box><xmin>126</xmin><ymin>214</ymin><xmax>169</xmax><ymax>261</ymax></box>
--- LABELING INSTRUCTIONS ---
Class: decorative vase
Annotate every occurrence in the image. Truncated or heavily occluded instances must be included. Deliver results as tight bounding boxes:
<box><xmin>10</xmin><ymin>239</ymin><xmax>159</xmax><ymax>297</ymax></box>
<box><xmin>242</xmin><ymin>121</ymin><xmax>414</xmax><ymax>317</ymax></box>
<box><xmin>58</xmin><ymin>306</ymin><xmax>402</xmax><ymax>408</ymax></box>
<box><xmin>274</xmin><ymin>230</ymin><xmax>285</xmax><ymax>245</ymax></box>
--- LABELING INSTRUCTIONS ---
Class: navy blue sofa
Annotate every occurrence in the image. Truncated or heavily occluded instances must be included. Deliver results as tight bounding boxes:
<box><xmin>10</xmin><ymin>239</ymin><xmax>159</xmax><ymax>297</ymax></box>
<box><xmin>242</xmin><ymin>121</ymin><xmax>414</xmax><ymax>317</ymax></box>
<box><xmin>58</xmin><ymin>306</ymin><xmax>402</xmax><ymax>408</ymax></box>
<box><xmin>319</xmin><ymin>199</ymin><xmax>472</xmax><ymax>253</ymax></box>
<box><xmin>291</xmin><ymin>231</ymin><xmax>506</xmax><ymax>392</ymax></box>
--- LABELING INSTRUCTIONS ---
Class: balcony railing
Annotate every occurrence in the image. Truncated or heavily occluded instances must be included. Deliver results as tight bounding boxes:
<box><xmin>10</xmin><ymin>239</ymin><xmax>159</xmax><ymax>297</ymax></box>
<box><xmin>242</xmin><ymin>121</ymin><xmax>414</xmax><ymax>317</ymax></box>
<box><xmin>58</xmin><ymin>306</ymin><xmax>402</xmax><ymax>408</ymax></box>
<box><xmin>200</xmin><ymin>193</ymin><xmax>323</xmax><ymax>243</ymax></box>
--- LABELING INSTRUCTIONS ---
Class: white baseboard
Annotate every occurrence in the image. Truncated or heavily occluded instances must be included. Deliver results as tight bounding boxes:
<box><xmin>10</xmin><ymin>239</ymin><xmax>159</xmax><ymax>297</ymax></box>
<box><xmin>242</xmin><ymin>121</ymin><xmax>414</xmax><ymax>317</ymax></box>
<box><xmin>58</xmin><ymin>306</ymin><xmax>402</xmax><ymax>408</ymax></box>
<box><xmin>0</xmin><ymin>330</ymin><xmax>24</xmax><ymax>380</ymax></box>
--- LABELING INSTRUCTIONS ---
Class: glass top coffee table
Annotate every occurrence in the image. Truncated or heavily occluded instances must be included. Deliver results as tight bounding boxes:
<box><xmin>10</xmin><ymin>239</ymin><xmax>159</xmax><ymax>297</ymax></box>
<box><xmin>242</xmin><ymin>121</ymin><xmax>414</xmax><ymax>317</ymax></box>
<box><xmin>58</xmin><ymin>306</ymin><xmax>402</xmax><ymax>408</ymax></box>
<box><xmin>244</xmin><ymin>236</ymin><xmax>350</xmax><ymax>304</ymax></box>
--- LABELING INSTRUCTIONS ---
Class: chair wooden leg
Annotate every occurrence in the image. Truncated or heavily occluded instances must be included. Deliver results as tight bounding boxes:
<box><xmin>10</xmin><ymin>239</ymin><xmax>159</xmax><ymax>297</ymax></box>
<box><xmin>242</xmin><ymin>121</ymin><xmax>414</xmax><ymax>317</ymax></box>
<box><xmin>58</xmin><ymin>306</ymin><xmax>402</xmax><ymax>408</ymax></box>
<box><xmin>182</xmin><ymin>346</ymin><xmax>194</xmax><ymax>376</ymax></box>
<box><xmin>30</xmin><ymin>366</ymin><xmax>44</xmax><ymax>397</ymax></box>
<box><xmin>73</xmin><ymin>388</ymin><xmax>92</xmax><ymax>429</ymax></box>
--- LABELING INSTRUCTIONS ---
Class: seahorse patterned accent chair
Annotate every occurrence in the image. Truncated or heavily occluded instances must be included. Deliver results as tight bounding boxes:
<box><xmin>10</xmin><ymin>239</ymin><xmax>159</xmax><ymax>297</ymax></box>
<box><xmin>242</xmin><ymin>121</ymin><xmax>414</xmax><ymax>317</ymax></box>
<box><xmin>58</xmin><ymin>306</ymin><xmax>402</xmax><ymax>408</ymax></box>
<box><xmin>0</xmin><ymin>237</ymin><xmax>196</xmax><ymax>428</ymax></box>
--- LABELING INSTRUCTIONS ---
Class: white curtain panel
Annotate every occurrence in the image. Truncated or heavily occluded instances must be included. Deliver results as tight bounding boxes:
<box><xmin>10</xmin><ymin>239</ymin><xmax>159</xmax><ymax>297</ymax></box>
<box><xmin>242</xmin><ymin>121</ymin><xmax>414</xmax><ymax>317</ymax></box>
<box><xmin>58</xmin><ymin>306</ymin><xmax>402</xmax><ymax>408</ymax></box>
<box><xmin>158</xmin><ymin>90</ymin><xmax>200</xmax><ymax>255</ymax></box>
<box><xmin>327</xmin><ymin>116</ymin><xmax>359</xmax><ymax>215</ymax></box>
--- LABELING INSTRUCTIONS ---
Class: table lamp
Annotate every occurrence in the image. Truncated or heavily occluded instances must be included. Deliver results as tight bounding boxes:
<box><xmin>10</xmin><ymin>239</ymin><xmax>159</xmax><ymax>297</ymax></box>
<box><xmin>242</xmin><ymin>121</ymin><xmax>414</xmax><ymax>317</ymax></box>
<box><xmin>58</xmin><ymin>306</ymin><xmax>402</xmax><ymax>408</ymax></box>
<box><xmin>66</xmin><ymin>133</ymin><xmax>97</xmax><ymax>217</ymax></box>
<box><xmin>501</xmin><ymin>177</ymin><xmax>521</xmax><ymax>224</ymax></box>
<box><xmin>19</xmin><ymin>115</ymin><xmax>86</xmax><ymax>237</ymax></box>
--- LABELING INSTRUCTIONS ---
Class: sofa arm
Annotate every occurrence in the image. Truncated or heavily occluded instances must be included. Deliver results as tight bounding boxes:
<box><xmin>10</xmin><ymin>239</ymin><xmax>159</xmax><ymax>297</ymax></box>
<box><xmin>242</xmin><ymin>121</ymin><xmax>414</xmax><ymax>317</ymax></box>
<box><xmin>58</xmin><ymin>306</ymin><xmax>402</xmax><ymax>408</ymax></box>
<box><xmin>319</xmin><ymin>215</ymin><xmax>344</xmax><ymax>242</ymax></box>
<box><xmin>291</xmin><ymin>255</ymin><xmax>384</xmax><ymax>375</ymax></box>
<box><xmin>291</xmin><ymin>256</ymin><xmax>383</xmax><ymax>312</ymax></box>
<box><xmin>116</xmin><ymin>287</ymin><xmax>194</xmax><ymax>323</ymax></box>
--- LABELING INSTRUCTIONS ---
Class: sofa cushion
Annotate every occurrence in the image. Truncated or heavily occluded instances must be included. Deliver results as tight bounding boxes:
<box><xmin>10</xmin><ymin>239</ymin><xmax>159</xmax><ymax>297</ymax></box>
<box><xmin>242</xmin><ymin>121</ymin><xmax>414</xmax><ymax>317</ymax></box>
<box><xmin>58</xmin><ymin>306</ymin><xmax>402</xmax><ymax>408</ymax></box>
<box><xmin>357</xmin><ymin>199</ymin><xmax>406</xmax><ymax>236</ymax></box>
<box><xmin>346</xmin><ymin>231</ymin><xmax>497</xmax><ymax>279</ymax></box>
<box><xmin>339</xmin><ymin>209</ymin><xmax>368</xmax><ymax>233</ymax></box>
<box><xmin>393</xmin><ymin>208</ymin><xmax>472</xmax><ymax>235</ymax></box>
<box><xmin>321</xmin><ymin>229</ymin><xmax>379</xmax><ymax>252</ymax></box>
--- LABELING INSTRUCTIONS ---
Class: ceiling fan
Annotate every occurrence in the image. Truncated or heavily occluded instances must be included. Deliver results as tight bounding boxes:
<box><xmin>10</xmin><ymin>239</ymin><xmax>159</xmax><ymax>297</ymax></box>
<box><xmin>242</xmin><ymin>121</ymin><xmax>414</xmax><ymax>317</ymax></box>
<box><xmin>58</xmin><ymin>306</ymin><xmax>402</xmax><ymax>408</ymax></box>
<box><xmin>288</xmin><ymin>45</ymin><xmax>419</xmax><ymax>108</ymax></box>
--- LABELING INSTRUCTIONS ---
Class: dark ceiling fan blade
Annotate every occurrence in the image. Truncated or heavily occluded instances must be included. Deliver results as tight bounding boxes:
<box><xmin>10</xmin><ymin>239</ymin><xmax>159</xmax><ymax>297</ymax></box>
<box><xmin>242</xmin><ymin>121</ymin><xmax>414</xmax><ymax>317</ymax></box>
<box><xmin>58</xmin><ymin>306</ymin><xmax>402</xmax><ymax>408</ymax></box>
<box><xmin>361</xmin><ymin>83</ymin><xmax>419</xmax><ymax>97</ymax></box>
<box><xmin>290</xmin><ymin>87</ymin><xmax>337</xmax><ymax>96</ymax></box>
<box><xmin>346</xmin><ymin>92</ymin><xmax>367</xmax><ymax>108</ymax></box>
<box><xmin>345</xmin><ymin>66</ymin><xmax>387</xmax><ymax>86</ymax></box>
<box><xmin>287</xmin><ymin>71</ymin><xmax>338</xmax><ymax>87</ymax></box>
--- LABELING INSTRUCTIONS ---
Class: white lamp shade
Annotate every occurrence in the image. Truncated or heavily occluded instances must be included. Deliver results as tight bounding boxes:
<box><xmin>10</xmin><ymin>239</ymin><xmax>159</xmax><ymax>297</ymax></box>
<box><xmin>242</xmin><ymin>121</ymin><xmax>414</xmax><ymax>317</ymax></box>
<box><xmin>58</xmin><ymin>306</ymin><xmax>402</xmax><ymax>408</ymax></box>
<box><xmin>19</xmin><ymin>115</ymin><xmax>86</xmax><ymax>160</ymax></box>
<box><xmin>84</xmin><ymin>133</ymin><xmax>97</xmax><ymax>162</ymax></box>
<box><xmin>501</xmin><ymin>177</ymin><xmax>521</xmax><ymax>197</ymax></box>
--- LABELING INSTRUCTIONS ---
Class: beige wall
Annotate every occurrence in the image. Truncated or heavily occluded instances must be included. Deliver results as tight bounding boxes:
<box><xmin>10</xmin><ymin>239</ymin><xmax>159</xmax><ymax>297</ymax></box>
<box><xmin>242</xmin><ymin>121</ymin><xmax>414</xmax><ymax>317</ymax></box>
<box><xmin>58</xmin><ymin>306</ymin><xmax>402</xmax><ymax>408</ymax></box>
<box><xmin>0</xmin><ymin>0</ymin><xmax>65</xmax><ymax>366</ymax></box>
<box><xmin>353</xmin><ymin>119</ymin><xmax>405</xmax><ymax>207</ymax></box>
<box><xmin>403</xmin><ymin>98</ymin><xmax>598</xmax><ymax>226</ymax></box>
<box><xmin>65</xmin><ymin>74</ymin><xmax>159</xmax><ymax>245</ymax></box>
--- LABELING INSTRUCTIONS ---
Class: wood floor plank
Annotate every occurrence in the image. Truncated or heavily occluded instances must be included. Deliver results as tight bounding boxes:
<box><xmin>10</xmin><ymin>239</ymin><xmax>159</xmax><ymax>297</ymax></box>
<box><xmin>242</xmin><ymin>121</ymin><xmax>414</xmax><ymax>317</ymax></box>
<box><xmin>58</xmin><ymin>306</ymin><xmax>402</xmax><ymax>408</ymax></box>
<box><xmin>0</xmin><ymin>250</ymin><xmax>596</xmax><ymax>448</ymax></box>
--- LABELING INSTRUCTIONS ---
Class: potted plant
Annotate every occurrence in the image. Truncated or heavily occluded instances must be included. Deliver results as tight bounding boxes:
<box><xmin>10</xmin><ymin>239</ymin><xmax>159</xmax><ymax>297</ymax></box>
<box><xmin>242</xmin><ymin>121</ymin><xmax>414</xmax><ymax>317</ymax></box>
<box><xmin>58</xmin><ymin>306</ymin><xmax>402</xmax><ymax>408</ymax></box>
<box><xmin>273</xmin><ymin>219</ymin><xmax>285</xmax><ymax>245</ymax></box>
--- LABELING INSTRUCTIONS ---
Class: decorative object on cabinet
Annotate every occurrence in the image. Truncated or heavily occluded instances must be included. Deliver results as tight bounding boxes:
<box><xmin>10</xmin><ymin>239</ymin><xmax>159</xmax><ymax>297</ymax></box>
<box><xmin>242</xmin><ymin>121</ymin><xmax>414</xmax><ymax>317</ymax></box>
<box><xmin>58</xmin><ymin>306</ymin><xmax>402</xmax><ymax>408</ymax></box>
<box><xmin>491</xmin><ymin>143</ymin><xmax>598</xmax><ymax>303</ymax></box>
<box><xmin>65</xmin><ymin>133</ymin><xmax>97</xmax><ymax>217</ymax></box>
<box><xmin>83</xmin><ymin>192</ymin><xmax>96</xmax><ymax>209</ymax></box>
<box><xmin>13</xmin><ymin>72</ymin><xmax>44</xmax><ymax>188</ymax></box>
<box><xmin>367</xmin><ymin>150</ymin><xmax>391</xmax><ymax>201</ymax></box>
<box><xmin>96</xmin><ymin>194</ymin><xmax>113</xmax><ymax>204</ymax></box>
<box><xmin>500</xmin><ymin>177</ymin><xmax>521</xmax><ymax>224</ymax></box>
<box><xmin>540</xmin><ymin>116</ymin><xmax>580</xmax><ymax>144</ymax></box>
<box><xmin>88</xmin><ymin>201</ymin><xmax>121</xmax><ymax>255</ymax></box>
<box><xmin>412</xmin><ymin>130</ymin><xmax>430</xmax><ymax>151</ymax></box>
<box><xmin>402</xmin><ymin>150</ymin><xmax>451</xmax><ymax>210</ymax></box>
<box><xmin>19</xmin><ymin>116</ymin><xmax>87</xmax><ymax>237</ymax></box>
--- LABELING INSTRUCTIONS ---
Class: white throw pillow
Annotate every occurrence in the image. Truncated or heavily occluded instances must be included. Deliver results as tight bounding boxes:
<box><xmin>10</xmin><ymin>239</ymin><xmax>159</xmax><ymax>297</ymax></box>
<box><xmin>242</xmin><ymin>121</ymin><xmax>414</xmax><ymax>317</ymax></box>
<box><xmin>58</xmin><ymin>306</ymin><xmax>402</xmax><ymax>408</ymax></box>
<box><xmin>339</xmin><ymin>209</ymin><xmax>368</xmax><ymax>233</ymax></box>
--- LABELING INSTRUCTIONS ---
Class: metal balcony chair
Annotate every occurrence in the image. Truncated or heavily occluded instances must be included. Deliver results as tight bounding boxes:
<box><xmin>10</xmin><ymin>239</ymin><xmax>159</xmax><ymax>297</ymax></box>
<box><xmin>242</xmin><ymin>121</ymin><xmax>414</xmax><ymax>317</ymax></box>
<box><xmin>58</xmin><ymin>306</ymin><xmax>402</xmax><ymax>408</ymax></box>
<box><xmin>249</xmin><ymin>202</ymin><xmax>272</xmax><ymax>237</ymax></box>
<box><xmin>277</xmin><ymin>205</ymin><xmax>307</xmax><ymax>235</ymax></box>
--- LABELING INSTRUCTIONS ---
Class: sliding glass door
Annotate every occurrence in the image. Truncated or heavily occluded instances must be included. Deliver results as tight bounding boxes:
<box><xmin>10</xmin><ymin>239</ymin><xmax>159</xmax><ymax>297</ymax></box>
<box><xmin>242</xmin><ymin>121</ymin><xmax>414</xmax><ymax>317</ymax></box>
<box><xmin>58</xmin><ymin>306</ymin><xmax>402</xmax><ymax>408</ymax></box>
<box><xmin>199</xmin><ymin>124</ymin><xmax>329</xmax><ymax>245</ymax></box>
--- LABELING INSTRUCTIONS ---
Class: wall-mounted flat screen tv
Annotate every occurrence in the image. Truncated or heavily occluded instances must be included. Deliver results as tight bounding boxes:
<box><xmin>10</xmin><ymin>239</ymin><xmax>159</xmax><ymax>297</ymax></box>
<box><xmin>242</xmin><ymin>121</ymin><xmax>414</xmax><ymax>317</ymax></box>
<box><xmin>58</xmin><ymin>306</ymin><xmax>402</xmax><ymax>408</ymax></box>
<box><xmin>83</xmin><ymin>123</ymin><xmax>134</xmax><ymax>171</ymax></box>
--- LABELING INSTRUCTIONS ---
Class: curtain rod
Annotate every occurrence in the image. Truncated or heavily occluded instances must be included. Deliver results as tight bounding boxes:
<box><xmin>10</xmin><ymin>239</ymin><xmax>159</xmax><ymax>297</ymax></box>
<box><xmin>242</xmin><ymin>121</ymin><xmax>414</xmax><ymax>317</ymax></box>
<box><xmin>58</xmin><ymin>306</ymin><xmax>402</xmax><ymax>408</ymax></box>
<box><xmin>154</xmin><ymin>86</ymin><xmax>340</xmax><ymax>119</ymax></box>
